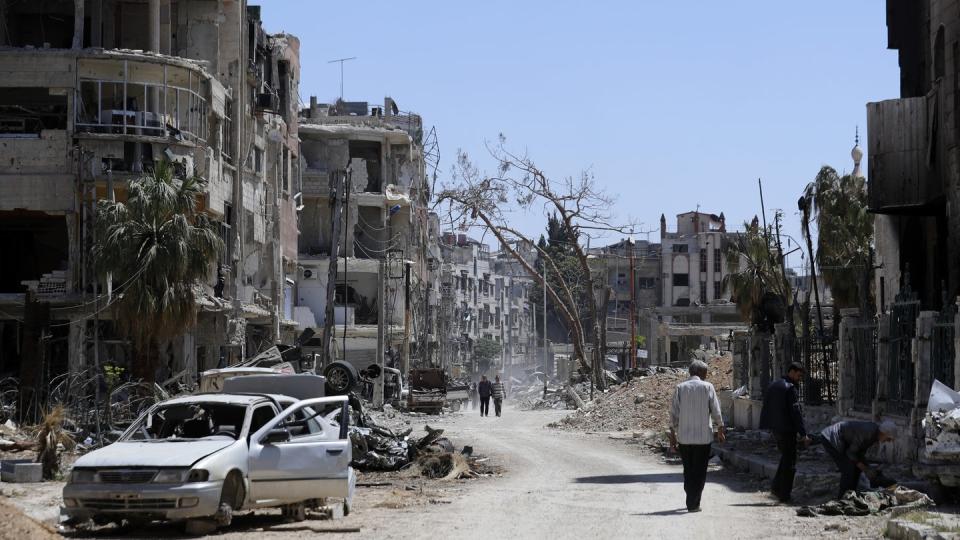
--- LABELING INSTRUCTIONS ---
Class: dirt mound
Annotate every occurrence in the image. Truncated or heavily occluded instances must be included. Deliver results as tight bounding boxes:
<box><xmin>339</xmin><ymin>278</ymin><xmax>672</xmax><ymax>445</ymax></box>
<box><xmin>552</xmin><ymin>354</ymin><xmax>733</xmax><ymax>435</ymax></box>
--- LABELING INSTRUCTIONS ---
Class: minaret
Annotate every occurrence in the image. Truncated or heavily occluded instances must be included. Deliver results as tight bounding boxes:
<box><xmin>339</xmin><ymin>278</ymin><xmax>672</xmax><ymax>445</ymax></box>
<box><xmin>660</xmin><ymin>213</ymin><xmax>667</xmax><ymax>239</ymax></box>
<box><xmin>851</xmin><ymin>126</ymin><xmax>864</xmax><ymax>179</ymax></box>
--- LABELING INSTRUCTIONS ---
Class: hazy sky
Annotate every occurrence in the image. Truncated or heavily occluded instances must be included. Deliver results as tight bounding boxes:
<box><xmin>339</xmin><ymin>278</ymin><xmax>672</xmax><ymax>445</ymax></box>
<box><xmin>261</xmin><ymin>0</ymin><xmax>899</xmax><ymax>270</ymax></box>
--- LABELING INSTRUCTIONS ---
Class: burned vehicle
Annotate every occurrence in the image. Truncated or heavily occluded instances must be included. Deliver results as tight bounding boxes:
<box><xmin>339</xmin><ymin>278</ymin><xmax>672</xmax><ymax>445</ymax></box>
<box><xmin>62</xmin><ymin>393</ymin><xmax>355</xmax><ymax>534</ymax></box>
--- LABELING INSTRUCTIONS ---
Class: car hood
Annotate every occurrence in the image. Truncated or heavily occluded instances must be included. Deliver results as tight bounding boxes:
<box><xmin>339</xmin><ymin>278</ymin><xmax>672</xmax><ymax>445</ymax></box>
<box><xmin>74</xmin><ymin>439</ymin><xmax>235</xmax><ymax>468</ymax></box>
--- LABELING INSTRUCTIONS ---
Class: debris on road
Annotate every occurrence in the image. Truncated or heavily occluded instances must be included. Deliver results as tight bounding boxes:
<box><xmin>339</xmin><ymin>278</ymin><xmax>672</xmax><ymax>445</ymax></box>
<box><xmin>551</xmin><ymin>354</ymin><xmax>733</xmax><ymax>436</ymax></box>
<box><xmin>796</xmin><ymin>486</ymin><xmax>933</xmax><ymax>517</ymax></box>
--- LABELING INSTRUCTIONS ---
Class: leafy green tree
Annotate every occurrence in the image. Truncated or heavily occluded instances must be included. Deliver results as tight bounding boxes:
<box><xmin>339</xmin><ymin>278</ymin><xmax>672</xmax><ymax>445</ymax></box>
<box><xmin>94</xmin><ymin>161</ymin><xmax>223</xmax><ymax>382</ymax></box>
<box><xmin>530</xmin><ymin>213</ymin><xmax>591</xmax><ymax>342</ymax></box>
<box><xmin>724</xmin><ymin>220</ymin><xmax>791</xmax><ymax>331</ymax></box>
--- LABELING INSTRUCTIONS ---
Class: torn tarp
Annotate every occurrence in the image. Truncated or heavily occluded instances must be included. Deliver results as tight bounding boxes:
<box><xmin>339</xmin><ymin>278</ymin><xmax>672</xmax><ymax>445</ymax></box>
<box><xmin>797</xmin><ymin>487</ymin><xmax>933</xmax><ymax>517</ymax></box>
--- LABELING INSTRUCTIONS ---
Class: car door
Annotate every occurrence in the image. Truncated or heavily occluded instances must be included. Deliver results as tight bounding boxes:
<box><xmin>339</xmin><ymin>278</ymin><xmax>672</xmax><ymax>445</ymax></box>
<box><xmin>247</xmin><ymin>396</ymin><xmax>354</xmax><ymax>504</ymax></box>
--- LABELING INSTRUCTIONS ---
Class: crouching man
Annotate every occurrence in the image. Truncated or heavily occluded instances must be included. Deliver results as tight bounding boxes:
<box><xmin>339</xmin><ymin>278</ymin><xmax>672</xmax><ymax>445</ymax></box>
<box><xmin>815</xmin><ymin>420</ymin><xmax>897</xmax><ymax>498</ymax></box>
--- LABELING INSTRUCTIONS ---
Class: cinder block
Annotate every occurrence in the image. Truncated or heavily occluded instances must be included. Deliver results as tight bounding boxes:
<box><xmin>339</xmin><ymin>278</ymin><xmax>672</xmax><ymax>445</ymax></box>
<box><xmin>1</xmin><ymin>460</ymin><xmax>42</xmax><ymax>483</ymax></box>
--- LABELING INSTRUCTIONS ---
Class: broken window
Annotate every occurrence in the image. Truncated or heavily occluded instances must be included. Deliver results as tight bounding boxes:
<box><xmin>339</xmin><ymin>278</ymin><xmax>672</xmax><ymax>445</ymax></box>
<box><xmin>714</xmin><ymin>280</ymin><xmax>722</xmax><ymax>300</ymax></box>
<box><xmin>0</xmin><ymin>88</ymin><xmax>67</xmax><ymax>135</ymax></box>
<box><xmin>699</xmin><ymin>249</ymin><xmax>707</xmax><ymax>272</ymax></box>
<box><xmin>672</xmin><ymin>244</ymin><xmax>688</xmax><ymax>253</ymax></box>
<box><xmin>348</xmin><ymin>140</ymin><xmax>382</xmax><ymax>192</ymax></box>
<box><xmin>714</xmin><ymin>248</ymin><xmax>721</xmax><ymax>273</ymax></box>
<box><xmin>125</xmin><ymin>402</ymin><xmax>249</xmax><ymax>441</ymax></box>
<box><xmin>75</xmin><ymin>60</ymin><xmax>208</xmax><ymax>142</ymax></box>
<box><xmin>699</xmin><ymin>281</ymin><xmax>707</xmax><ymax>304</ymax></box>
<box><xmin>0</xmin><ymin>211</ymin><xmax>68</xmax><ymax>294</ymax></box>
<box><xmin>672</xmin><ymin>274</ymin><xmax>689</xmax><ymax>287</ymax></box>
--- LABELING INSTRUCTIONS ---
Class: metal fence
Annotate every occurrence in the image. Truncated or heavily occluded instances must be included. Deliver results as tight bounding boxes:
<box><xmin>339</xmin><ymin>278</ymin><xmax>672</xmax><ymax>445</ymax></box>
<box><xmin>932</xmin><ymin>307</ymin><xmax>956</xmax><ymax>390</ymax></box>
<box><xmin>850</xmin><ymin>321</ymin><xmax>878</xmax><ymax>412</ymax></box>
<box><xmin>887</xmin><ymin>288</ymin><xmax>920</xmax><ymax>415</ymax></box>
<box><xmin>798</xmin><ymin>334</ymin><xmax>838</xmax><ymax>406</ymax></box>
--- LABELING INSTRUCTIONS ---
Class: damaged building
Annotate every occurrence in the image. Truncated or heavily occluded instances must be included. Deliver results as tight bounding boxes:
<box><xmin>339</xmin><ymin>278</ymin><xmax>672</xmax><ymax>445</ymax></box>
<box><xmin>0</xmin><ymin>1</ymin><xmax>301</xmax><ymax>390</ymax></box>
<box><xmin>437</xmin><ymin>234</ymin><xmax>536</xmax><ymax>377</ymax></box>
<box><xmin>653</xmin><ymin>211</ymin><xmax>748</xmax><ymax>363</ymax></box>
<box><xmin>295</xmin><ymin>96</ymin><xmax>442</xmax><ymax>382</ymax></box>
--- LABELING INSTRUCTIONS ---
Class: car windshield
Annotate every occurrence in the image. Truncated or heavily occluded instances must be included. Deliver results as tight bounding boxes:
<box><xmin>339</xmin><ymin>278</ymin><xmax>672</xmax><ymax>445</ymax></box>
<box><xmin>124</xmin><ymin>402</ymin><xmax>248</xmax><ymax>441</ymax></box>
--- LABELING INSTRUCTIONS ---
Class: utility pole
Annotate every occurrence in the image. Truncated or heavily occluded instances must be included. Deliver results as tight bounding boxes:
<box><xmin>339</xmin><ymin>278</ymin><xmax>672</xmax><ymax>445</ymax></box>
<box><xmin>629</xmin><ymin>238</ymin><xmax>637</xmax><ymax>375</ymax></box>
<box><xmin>327</xmin><ymin>56</ymin><xmax>357</xmax><ymax>101</ymax></box>
<box><xmin>542</xmin><ymin>263</ymin><xmax>548</xmax><ymax>399</ymax></box>
<box><xmin>320</xmin><ymin>170</ymin><xmax>344</xmax><ymax>369</ymax></box>
<box><xmin>402</xmin><ymin>261</ymin><xmax>411</xmax><ymax>375</ymax></box>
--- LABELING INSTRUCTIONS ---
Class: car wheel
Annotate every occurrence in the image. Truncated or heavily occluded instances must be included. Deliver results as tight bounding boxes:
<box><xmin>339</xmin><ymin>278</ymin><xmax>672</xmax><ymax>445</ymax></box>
<box><xmin>324</xmin><ymin>363</ymin><xmax>356</xmax><ymax>394</ymax></box>
<box><xmin>216</xmin><ymin>472</ymin><xmax>244</xmax><ymax>527</ymax></box>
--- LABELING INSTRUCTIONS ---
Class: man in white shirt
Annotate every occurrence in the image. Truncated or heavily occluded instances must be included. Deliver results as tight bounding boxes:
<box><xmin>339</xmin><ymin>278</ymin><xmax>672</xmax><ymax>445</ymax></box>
<box><xmin>669</xmin><ymin>360</ymin><xmax>725</xmax><ymax>513</ymax></box>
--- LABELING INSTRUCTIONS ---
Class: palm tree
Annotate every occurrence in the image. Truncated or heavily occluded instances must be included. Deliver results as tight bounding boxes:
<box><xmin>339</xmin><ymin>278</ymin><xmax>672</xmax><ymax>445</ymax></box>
<box><xmin>94</xmin><ymin>161</ymin><xmax>223</xmax><ymax>383</ymax></box>
<box><xmin>800</xmin><ymin>166</ymin><xmax>873</xmax><ymax>312</ymax></box>
<box><xmin>724</xmin><ymin>221</ymin><xmax>791</xmax><ymax>331</ymax></box>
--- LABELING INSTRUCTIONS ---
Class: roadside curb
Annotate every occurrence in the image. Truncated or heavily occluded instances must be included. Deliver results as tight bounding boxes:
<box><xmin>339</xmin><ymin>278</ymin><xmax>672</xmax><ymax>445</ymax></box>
<box><xmin>713</xmin><ymin>446</ymin><xmax>833</xmax><ymax>495</ymax></box>
<box><xmin>886</xmin><ymin>517</ymin><xmax>960</xmax><ymax>540</ymax></box>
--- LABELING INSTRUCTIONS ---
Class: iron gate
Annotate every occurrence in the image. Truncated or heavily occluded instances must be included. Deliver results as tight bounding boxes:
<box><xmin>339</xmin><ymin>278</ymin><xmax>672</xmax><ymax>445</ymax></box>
<box><xmin>850</xmin><ymin>321</ymin><xmax>878</xmax><ymax>412</ymax></box>
<box><xmin>932</xmin><ymin>304</ymin><xmax>956</xmax><ymax>389</ymax></box>
<box><xmin>799</xmin><ymin>333</ymin><xmax>838</xmax><ymax>406</ymax></box>
<box><xmin>887</xmin><ymin>284</ymin><xmax>920</xmax><ymax>415</ymax></box>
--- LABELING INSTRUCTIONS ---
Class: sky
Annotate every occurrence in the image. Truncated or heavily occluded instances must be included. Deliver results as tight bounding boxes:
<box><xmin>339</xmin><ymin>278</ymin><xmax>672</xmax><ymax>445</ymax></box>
<box><xmin>261</xmin><ymin>0</ymin><xmax>899</xmax><ymax>270</ymax></box>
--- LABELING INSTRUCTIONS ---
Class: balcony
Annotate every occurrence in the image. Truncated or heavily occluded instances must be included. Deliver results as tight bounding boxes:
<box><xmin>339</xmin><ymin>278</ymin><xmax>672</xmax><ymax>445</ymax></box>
<box><xmin>867</xmin><ymin>94</ymin><xmax>941</xmax><ymax>212</ymax></box>
<box><xmin>73</xmin><ymin>55</ymin><xmax>211</xmax><ymax>143</ymax></box>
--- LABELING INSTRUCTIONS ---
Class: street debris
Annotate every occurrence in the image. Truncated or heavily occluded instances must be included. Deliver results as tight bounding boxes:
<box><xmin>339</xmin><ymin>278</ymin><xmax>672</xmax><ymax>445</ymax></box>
<box><xmin>350</xmin><ymin>416</ymin><xmax>484</xmax><ymax>480</ymax></box>
<box><xmin>551</xmin><ymin>354</ymin><xmax>733</xmax><ymax>439</ymax></box>
<box><xmin>796</xmin><ymin>486</ymin><xmax>933</xmax><ymax>517</ymax></box>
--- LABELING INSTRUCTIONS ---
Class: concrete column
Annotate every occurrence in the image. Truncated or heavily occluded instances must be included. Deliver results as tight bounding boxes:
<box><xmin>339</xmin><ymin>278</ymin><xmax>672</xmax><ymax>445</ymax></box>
<box><xmin>159</xmin><ymin>0</ymin><xmax>171</xmax><ymax>54</ymax></box>
<box><xmin>914</xmin><ymin>311</ymin><xmax>936</xmax><ymax>410</ymax></box>
<box><xmin>90</xmin><ymin>0</ymin><xmax>102</xmax><ymax>47</ymax></box>
<box><xmin>102</xmin><ymin>0</ymin><xmax>115</xmax><ymax>48</ymax></box>
<box><xmin>68</xmin><ymin>318</ymin><xmax>86</xmax><ymax>374</ymax></box>
<box><xmin>72</xmin><ymin>0</ymin><xmax>85</xmax><ymax>49</ymax></box>
<box><xmin>773</xmin><ymin>322</ymin><xmax>794</xmax><ymax>382</ymax></box>
<box><xmin>749</xmin><ymin>331</ymin><xmax>772</xmax><ymax>398</ymax></box>
<box><xmin>836</xmin><ymin>309</ymin><xmax>860</xmax><ymax>414</ymax></box>
<box><xmin>874</xmin><ymin>314</ymin><xmax>891</xmax><ymax>416</ymax></box>
<box><xmin>148</xmin><ymin>0</ymin><xmax>161</xmax><ymax>52</ymax></box>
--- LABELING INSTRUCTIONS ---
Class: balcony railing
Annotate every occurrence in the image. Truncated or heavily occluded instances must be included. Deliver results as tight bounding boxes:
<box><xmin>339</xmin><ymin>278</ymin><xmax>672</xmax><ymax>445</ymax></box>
<box><xmin>75</xmin><ymin>59</ymin><xmax>208</xmax><ymax>143</ymax></box>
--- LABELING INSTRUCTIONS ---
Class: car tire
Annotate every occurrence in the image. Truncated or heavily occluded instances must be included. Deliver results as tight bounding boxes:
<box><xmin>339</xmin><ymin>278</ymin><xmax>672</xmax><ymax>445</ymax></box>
<box><xmin>324</xmin><ymin>362</ymin><xmax>357</xmax><ymax>394</ymax></box>
<box><xmin>184</xmin><ymin>519</ymin><xmax>217</xmax><ymax>536</ymax></box>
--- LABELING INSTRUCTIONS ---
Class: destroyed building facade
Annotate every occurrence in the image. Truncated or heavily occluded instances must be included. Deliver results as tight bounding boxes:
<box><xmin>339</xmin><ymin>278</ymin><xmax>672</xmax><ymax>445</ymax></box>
<box><xmin>653</xmin><ymin>211</ymin><xmax>746</xmax><ymax>363</ymax></box>
<box><xmin>0</xmin><ymin>2</ymin><xmax>300</xmax><ymax>384</ymax></box>
<box><xmin>437</xmin><ymin>234</ymin><xmax>536</xmax><ymax>377</ymax></box>
<box><xmin>869</xmin><ymin>0</ymin><xmax>960</xmax><ymax>311</ymax></box>
<box><xmin>295</xmin><ymin>96</ymin><xmax>441</xmax><ymax>379</ymax></box>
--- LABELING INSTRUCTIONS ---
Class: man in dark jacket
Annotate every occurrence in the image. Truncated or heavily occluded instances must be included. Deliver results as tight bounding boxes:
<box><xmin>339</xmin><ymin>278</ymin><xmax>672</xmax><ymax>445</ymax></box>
<box><xmin>477</xmin><ymin>375</ymin><xmax>493</xmax><ymax>417</ymax></box>
<box><xmin>816</xmin><ymin>420</ymin><xmax>897</xmax><ymax>498</ymax></box>
<box><xmin>758</xmin><ymin>362</ymin><xmax>809</xmax><ymax>502</ymax></box>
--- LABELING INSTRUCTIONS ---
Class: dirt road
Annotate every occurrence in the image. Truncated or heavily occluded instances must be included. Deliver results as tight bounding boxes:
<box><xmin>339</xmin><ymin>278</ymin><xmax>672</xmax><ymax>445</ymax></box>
<box><xmin>10</xmin><ymin>406</ymin><xmax>884</xmax><ymax>539</ymax></box>
<box><xmin>332</xmin><ymin>406</ymin><xmax>881</xmax><ymax>540</ymax></box>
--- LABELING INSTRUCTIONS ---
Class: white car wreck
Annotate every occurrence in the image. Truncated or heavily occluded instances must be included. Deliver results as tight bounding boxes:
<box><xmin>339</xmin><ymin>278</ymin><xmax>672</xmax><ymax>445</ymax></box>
<box><xmin>62</xmin><ymin>393</ymin><xmax>355</xmax><ymax>534</ymax></box>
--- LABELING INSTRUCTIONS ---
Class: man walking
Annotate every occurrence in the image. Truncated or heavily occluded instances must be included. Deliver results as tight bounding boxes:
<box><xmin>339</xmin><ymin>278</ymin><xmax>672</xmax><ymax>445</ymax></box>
<box><xmin>492</xmin><ymin>375</ymin><xmax>506</xmax><ymax>417</ymax></box>
<box><xmin>758</xmin><ymin>362</ymin><xmax>810</xmax><ymax>503</ymax></box>
<box><xmin>478</xmin><ymin>375</ymin><xmax>492</xmax><ymax>417</ymax></box>
<box><xmin>669</xmin><ymin>360</ymin><xmax>725</xmax><ymax>513</ymax></box>
<box><xmin>815</xmin><ymin>420</ymin><xmax>897</xmax><ymax>498</ymax></box>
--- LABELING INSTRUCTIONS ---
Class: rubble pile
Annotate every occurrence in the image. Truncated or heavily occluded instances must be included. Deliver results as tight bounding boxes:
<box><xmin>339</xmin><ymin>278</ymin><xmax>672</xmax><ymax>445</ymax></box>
<box><xmin>921</xmin><ymin>380</ymin><xmax>960</xmax><ymax>460</ymax></box>
<box><xmin>349</xmin><ymin>409</ymin><xmax>485</xmax><ymax>480</ymax></box>
<box><xmin>797</xmin><ymin>486</ymin><xmax>933</xmax><ymax>517</ymax></box>
<box><xmin>552</xmin><ymin>355</ymin><xmax>733</xmax><ymax>436</ymax></box>
<box><xmin>513</xmin><ymin>380</ymin><xmax>590</xmax><ymax>411</ymax></box>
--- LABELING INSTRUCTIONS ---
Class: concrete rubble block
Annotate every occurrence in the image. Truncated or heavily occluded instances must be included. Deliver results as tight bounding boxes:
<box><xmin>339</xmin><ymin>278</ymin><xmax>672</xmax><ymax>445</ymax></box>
<box><xmin>1</xmin><ymin>460</ymin><xmax>42</xmax><ymax>483</ymax></box>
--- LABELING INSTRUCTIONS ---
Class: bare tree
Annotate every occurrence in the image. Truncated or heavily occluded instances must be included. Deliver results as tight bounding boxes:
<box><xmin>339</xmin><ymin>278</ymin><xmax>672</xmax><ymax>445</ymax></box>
<box><xmin>438</xmin><ymin>137</ymin><xmax>635</xmax><ymax>389</ymax></box>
